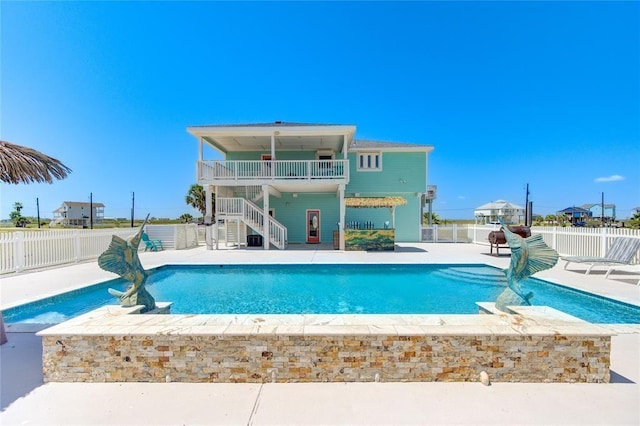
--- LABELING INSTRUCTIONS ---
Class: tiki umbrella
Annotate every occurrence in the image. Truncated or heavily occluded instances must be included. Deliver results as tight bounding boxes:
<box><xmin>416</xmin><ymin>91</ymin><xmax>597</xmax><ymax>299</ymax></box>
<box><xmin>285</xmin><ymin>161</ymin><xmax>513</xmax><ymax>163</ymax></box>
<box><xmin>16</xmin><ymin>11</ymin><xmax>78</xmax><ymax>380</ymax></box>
<box><xmin>0</xmin><ymin>140</ymin><xmax>72</xmax><ymax>184</ymax></box>
<box><xmin>0</xmin><ymin>140</ymin><xmax>71</xmax><ymax>344</ymax></box>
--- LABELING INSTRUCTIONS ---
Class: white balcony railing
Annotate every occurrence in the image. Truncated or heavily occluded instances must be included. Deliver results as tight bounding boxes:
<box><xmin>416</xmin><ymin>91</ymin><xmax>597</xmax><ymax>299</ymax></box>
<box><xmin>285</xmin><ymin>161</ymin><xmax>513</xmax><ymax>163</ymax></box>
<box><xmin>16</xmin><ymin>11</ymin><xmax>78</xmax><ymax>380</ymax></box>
<box><xmin>198</xmin><ymin>160</ymin><xmax>349</xmax><ymax>183</ymax></box>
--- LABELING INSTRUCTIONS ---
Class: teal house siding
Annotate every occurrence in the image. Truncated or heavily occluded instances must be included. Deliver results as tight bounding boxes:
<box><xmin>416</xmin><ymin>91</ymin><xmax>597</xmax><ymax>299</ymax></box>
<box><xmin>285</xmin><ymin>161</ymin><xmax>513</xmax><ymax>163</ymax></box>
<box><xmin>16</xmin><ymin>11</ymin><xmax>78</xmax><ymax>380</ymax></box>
<box><xmin>345</xmin><ymin>152</ymin><xmax>426</xmax><ymax>242</ymax></box>
<box><xmin>346</xmin><ymin>152</ymin><xmax>426</xmax><ymax>194</ymax></box>
<box><xmin>266</xmin><ymin>193</ymin><xmax>339</xmax><ymax>244</ymax></box>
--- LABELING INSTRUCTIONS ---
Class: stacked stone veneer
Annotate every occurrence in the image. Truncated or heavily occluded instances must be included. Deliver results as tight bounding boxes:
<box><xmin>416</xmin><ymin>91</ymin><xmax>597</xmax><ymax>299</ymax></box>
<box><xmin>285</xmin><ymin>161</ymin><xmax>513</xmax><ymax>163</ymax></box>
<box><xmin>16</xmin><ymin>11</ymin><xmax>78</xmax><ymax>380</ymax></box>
<box><xmin>38</xmin><ymin>307</ymin><xmax>612</xmax><ymax>384</ymax></box>
<box><xmin>41</xmin><ymin>333</ymin><xmax>611</xmax><ymax>383</ymax></box>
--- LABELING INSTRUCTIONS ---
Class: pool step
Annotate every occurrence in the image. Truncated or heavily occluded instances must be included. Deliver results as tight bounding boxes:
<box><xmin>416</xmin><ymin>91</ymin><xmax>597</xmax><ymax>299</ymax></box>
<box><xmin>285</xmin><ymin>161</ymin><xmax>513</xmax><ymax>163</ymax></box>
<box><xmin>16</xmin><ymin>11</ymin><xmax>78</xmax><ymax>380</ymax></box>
<box><xmin>431</xmin><ymin>267</ymin><xmax>507</xmax><ymax>287</ymax></box>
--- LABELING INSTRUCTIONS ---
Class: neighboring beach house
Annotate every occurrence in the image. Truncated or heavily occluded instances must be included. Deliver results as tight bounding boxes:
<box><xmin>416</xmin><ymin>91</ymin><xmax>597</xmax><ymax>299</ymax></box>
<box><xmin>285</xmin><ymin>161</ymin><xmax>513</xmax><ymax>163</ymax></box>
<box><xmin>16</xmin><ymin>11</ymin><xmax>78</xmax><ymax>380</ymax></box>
<box><xmin>188</xmin><ymin>122</ymin><xmax>434</xmax><ymax>250</ymax></box>
<box><xmin>557</xmin><ymin>206</ymin><xmax>592</xmax><ymax>225</ymax></box>
<box><xmin>51</xmin><ymin>201</ymin><xmax>105</xmax><ymax>227</ymax></box>
<box><xmin>474</xmin><ymin>200</ymin><xmax>525</xmax><ymax>225</ymax></box>
<box><xmin>581</xmin><ymin>203</ymin><xmax>616</xmax><ymax>223</ymax></box>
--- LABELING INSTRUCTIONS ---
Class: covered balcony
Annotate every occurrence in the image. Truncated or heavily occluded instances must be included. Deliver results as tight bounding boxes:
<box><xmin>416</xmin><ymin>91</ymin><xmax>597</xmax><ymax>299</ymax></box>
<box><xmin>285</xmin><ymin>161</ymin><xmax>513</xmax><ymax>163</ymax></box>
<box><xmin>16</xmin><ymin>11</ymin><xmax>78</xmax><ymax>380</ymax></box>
<box><xmin>197</xmin><ymin>159</ymin><xmax>349</xmax><ymax>186</ymax></box>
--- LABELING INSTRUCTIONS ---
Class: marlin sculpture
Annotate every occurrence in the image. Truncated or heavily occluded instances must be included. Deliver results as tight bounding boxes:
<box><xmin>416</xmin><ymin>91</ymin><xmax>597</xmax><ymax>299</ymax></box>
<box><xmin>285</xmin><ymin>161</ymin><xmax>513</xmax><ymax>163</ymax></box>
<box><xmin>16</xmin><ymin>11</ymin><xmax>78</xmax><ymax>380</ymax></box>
<box><xmin>495</xmin><ymin>218</ymin><xmax>559</xmax><ymax>311</ymax></box>
<box><xmin>98</xmin><ymin>214</ymin><xmax>156</xmax><ymax>313</ymax></box>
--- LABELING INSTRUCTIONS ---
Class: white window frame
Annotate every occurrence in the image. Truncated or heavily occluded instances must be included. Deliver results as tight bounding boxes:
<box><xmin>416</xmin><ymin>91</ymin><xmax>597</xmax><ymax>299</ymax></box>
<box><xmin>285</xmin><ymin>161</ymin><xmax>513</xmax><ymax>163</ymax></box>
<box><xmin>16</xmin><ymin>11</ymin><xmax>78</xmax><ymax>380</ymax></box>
<box><xmin>357</xmin><ymin>152</ymin><xmax>382</xmax><ymax>171</ymax></box>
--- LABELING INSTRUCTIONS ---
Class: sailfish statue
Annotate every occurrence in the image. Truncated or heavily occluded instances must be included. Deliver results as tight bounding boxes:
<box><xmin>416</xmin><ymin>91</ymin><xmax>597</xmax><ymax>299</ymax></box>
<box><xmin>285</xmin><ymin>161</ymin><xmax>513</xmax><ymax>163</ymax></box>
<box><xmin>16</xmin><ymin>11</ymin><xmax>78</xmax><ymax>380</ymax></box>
<box><xmin>495</xmin><ymin>218</ymin><xmax>559</xmax><ymax>311</ymax></box>
<box><xmin>98</xmin><ymin>214</ymin><xmax>156</xmax><ymax>313</ymax></box>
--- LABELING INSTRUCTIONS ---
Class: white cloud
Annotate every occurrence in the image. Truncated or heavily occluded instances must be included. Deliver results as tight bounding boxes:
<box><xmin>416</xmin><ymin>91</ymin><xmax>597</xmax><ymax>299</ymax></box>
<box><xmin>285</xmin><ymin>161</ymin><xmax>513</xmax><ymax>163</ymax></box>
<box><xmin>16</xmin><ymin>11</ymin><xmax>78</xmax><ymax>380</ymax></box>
<box><xmin>457</xmin><ymin>196</ymin><xmax>466</xmax><ymax>200</ymax></box>
<box><xmin>594</xmin><ymin>175</ymin><xmax>625</xmax><ymax>183</ymax></box>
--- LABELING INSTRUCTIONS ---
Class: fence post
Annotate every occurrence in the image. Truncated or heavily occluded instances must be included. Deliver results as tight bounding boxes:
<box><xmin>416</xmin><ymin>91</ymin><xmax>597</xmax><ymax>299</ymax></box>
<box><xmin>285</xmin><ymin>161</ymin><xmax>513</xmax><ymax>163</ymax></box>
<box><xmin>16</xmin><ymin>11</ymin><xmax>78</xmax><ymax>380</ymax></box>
<box><xmin>14</xmin><ymin>232</ymin><xmax>25</xmax><ymax>273</ymax></box>
<box><xmin>552</xmin><ymin>227</ymin><xmax>558</xmax><ymax>251</ymax></box>
<box><xmin>74</xmin><ymin>230</ymin><xmax>81</xmax><ymax>263</ymax></box>
<box><xmin>453</xmin><ymin>224</ymin><xmax>458</xmax><ymax>243</ymax></box>
<box><xmin>600</xmin><ymin>228</ymin><xmax>608</xmax><ymax>257</ymax></box>
<box><xmin>434</xmin><ymin>225</ymin><xmax>438</xmax><ymax>243</ymax></box>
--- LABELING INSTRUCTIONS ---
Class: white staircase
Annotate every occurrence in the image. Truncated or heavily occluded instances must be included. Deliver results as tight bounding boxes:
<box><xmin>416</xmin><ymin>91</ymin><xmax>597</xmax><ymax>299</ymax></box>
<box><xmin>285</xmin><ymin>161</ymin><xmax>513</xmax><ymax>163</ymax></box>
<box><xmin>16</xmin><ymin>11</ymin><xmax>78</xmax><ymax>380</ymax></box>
<box><xmin>217</xmin><ymin>197</ymin><xmax>287</xmax><ymax>250</ymax></box>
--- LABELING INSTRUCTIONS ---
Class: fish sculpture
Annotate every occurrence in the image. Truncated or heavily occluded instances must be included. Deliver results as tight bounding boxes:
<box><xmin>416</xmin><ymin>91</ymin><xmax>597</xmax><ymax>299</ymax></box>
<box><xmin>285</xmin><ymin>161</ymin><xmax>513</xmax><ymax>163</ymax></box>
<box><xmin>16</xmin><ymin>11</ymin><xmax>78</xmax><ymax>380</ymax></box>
<box><xmin>98</xmin><ymin>214</ymin><xmax>156</xmax><ymax>312</ymax></box>
<box><xmin>495</xmin><ymin>218</ymin><xmax>559</xmax><ymax>311</ymax></box>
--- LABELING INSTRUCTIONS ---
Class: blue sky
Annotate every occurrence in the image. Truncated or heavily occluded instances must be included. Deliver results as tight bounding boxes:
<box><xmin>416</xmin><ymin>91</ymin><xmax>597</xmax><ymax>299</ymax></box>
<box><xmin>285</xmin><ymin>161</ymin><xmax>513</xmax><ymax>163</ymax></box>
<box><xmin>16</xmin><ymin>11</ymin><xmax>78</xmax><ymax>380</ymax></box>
<box><xmin>1</xmin><ymin>1</ymin><xmax>638</xmax><ymax>221</ymax></box>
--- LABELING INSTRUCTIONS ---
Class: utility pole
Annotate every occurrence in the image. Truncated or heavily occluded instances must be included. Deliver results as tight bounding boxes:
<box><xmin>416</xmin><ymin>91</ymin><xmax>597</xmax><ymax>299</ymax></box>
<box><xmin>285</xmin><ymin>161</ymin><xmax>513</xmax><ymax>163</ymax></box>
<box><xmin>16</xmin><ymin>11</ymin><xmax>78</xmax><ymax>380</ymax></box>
<box><xmin>601</xmin><ymin>192</ymin><xmax>605</xmax><ymax>225</ymax></box>
<box><xmin>524</xmin><ymin>183</ymin><xmax>530</xmax><ymax>226</ymax></box>
<box><xmin>36</xmin><ymin>198</ymin><xmax>41</xmax><ymax>228</ymax></box>
<box><xmin>89</xmin><ymin>192</ymin><xmax>93</xmax><ymax>229</ymax></box>
<box><xmin>131</xmin><ymin>192</ymin><xmax>135</xmax><ymax>227</ymax></box>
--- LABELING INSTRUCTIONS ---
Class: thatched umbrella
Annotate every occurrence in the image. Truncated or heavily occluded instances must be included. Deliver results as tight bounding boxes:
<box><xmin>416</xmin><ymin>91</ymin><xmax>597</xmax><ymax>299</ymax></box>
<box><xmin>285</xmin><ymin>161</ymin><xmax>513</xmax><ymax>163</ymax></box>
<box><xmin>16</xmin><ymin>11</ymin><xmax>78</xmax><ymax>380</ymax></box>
<box><xmin>0</xmin><ymin>140</ymin><xmax>71</xmax><ymax>344</ymax></box>
<box><xmin>0</xmin><ymin>140</ymin><xmax>72</xmax><ymax>184</ymax></box>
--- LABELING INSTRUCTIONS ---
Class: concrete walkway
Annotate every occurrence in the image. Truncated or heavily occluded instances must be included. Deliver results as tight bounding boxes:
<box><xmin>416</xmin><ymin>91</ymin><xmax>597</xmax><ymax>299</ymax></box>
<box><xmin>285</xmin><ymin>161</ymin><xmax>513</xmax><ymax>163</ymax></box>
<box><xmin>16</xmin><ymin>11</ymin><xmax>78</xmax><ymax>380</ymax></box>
<box><xmin>1</xmin><ymin>243</ymin><xmax>639</xmax><ymax>425</ymax></box>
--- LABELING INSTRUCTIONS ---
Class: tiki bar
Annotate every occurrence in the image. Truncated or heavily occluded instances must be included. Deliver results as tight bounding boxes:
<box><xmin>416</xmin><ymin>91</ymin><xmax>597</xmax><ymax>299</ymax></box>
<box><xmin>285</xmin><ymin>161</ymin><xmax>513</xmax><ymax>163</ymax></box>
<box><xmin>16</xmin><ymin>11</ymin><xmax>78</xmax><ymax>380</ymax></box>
<box><xmin>342</xmin><ymin>196</ymin><xmax>407</xmax><ymax>251</ymax></box>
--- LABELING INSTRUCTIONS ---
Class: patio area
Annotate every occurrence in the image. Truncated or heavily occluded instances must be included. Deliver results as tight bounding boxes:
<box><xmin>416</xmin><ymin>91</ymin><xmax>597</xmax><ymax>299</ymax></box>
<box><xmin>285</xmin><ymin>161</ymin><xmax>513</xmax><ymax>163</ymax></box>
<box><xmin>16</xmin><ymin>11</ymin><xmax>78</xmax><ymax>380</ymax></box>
<box><xmin>1</xmin><ymin>243</ymin><xmax>639</xmax><ymax>425</ymax></box>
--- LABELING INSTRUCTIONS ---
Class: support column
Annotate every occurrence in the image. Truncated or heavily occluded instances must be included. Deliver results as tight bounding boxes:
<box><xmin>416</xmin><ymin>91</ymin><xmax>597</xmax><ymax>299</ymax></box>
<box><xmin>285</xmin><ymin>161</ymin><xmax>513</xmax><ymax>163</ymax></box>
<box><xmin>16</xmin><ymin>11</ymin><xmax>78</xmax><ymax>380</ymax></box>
<box><xmin>339</xmin><ymin>184</ymin><xmax>345</xmax><ymax>250</ymax></box>
<box><xmin>205</xmin><ymin>185</ymin><xmax>213</xmax><ymax>250</ymax></box>
<box><xmin>214</xmin><ymin>186</ymin><xmax>219</xmax><ymax>250</ymax></box>
<box><xmin>262</xmin><ymin>184</ymin><xmax>270</xmax><ymax>250</ymax></box>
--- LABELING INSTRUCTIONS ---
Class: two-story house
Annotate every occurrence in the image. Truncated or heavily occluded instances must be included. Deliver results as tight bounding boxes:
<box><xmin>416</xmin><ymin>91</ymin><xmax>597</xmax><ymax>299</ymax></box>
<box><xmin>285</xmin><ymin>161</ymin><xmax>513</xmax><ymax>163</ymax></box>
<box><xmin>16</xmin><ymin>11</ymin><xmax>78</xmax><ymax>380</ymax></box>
<box><xmin>188</xmin><ymin>122</ymin><xmax>434</xmax><ymax>250</ymax></box>
<box><xmin>474</xmin><ymin>200</ymin><xmax>525</xmax><ymax>225</ymax></box>
<box><xmin>581</xmin><ymin>203</ymin><xmax>616</xmax><ymax>223</ymax></box>
<box><xmin>51</xmin><ymin>201</ymin><xmax>105</xmax><ymax>227</ymax></box>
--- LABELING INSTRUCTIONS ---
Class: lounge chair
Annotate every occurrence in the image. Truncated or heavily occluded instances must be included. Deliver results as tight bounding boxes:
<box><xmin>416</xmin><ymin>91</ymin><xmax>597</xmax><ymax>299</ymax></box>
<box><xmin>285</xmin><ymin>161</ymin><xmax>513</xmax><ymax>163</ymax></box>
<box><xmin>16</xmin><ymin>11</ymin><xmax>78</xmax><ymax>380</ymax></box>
<box><xmin>604</xmin><ymin>265</ymin><xmax>640</xmax><ymax>286</ymax></box>
<box><xmin>141</xmin><ymin>232</ymin><xmax>163</xmax><ymax>252</ymax></box>
<box><xmin>561</xmin><ymin>237</ymin><xmax>640</xmax><ymax>275</ymax></box>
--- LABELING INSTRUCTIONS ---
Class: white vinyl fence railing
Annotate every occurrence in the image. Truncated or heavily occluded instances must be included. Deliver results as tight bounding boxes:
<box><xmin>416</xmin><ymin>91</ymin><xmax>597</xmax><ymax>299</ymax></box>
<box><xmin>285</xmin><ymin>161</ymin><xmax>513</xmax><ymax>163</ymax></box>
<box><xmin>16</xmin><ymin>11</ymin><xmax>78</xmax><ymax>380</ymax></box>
<box><xmin>0</xmin><ymin>224</ymin><xmax>200</xmax><ymax>274</ymax></box>
<box><xmin>422</xmin><ymin>224</ymin><xmax>640</xmax><ymax>263</ymax></box>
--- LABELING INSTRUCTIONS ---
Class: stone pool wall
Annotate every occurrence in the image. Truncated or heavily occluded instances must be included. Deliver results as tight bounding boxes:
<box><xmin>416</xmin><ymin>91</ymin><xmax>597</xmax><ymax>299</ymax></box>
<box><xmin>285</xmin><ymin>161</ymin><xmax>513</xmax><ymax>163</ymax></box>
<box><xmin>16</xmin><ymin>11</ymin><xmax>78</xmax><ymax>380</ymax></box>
<box><xmin>41</xmin><ymin>333</ymin><xmax>611</xmax><ymax>383</ymax></box>
<box><xmin>38</xmin><ymin>306</ymin><xmax>613</xmax><ymax>384</ymax></box>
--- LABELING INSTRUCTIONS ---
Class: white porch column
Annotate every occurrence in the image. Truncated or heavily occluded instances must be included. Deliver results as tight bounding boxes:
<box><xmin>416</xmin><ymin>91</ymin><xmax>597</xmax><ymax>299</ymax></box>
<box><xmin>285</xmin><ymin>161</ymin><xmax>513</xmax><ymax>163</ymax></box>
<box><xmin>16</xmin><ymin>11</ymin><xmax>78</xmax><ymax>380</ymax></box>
<box><xmin>271</xmin><ymin>133</ymin><xmax>276</xmax><ymax>159</ymax></box>
<box><xmin>339</xmin><ymin>184</ymin><xmax>345</xmax><ymax>250</ymax></box>
<box><xmin>271</xmin><ymin>133</ymin><xmax>276</xmax><ymax>178</ymax></box>
<box><xmin>214</xmin><ymin>186</ymin><xmax>219</xmax><ymax>250</ymax></box>
<box><xmin>205</xmin><ymin>185</ymin><xmax>213</xmax><ymax>250</ymax></box>
<box><xmin>262</xmin><ymin>184</ymin><xmax>270</xmax><ymax>250</ymax></box>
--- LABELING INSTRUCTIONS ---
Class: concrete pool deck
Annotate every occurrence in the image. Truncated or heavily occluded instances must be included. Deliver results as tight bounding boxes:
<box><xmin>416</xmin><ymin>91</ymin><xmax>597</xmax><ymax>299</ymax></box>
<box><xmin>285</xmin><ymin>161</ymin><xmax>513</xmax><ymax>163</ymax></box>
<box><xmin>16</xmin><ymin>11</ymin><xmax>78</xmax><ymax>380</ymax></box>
<box><xmin>1</xmin><ymin>242</ymin><xmax>639</xmax><ymax>424</ymax></box>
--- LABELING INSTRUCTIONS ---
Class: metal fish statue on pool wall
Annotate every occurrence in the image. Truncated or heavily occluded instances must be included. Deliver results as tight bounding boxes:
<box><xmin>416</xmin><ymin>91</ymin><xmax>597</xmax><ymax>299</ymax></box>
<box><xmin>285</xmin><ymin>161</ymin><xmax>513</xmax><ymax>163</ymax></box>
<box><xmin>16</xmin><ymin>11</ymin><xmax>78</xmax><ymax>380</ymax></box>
<box><xmin>98</xmin><ymin>214</ymin><xmax>156</xmax><ymax>313</ymax></box>
<box><xmin>495</xmin><ymin>218</ymin><xmax>559</xmax><ymax>311</ymax></box>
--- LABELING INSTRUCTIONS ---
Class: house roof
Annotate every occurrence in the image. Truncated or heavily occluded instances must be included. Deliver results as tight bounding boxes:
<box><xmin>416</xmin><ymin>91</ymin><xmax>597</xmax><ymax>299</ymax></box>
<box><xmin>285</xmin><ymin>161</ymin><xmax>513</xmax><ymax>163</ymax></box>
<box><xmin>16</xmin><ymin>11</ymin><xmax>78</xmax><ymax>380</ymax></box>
<box><xmin>345</xmin><ymin>197</ymin><xmax>408</xmax><ymax>208</ymax></box>
<box><xmin>189</xmin><ymin>121</ymin><xmax>349</xmax><ymax>128</ymax></box>
<box><xmin>557</xmin><ymin>206</ymin><xmax>590</xmax><ymax>214</ymax></box>
<box><xmin>475</xmin><ymin>200</ymin><xmax>524</xmax><ymax>211</ymax></box>
<box><xmin>187</xmin><ymin>122</ymin><xmax>433</xmax><ymax>154</ymax></box>
<box><xmin>580</xmin><ymin>203</ymin><xmax>616</xmax><ymax>209</ymax></box>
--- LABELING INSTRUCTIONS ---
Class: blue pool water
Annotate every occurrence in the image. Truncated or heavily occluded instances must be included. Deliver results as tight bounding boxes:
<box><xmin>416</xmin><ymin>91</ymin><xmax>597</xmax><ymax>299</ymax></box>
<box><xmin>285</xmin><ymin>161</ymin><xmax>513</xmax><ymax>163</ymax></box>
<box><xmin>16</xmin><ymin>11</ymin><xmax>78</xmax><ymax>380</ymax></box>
<box><xmin>3</xmin><ymin>264</ymin><xmax>640</xmax><ymax>324</ymax></box>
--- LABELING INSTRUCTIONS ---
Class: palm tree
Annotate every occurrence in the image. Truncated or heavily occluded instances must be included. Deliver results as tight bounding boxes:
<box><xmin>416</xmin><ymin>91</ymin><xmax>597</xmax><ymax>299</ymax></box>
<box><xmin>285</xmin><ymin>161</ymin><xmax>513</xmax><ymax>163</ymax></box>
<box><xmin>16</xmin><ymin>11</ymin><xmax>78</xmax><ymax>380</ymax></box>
<box><xmin>185</xmin><ymin>184</ymin><xmax>214</xmax><ymax>218</ymax></box>
<box><xmin>0</xmin><ymin>140</ymin><xmax>71</xmax><ymax>184</ymax></box>
<box><xmin>179</xmin><ymin>213</ymin><xmax>194</xmax><ymax>223</ymax></box>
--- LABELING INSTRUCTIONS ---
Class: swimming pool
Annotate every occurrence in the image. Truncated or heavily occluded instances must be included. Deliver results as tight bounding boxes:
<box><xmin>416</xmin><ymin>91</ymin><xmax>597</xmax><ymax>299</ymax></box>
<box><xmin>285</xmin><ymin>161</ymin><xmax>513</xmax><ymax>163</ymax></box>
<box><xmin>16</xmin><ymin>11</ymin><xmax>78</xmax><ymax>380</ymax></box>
<box><xmin>4</xmin><ymin>264</ymin><xmax>640</xmax><ymax>324</ymax></box>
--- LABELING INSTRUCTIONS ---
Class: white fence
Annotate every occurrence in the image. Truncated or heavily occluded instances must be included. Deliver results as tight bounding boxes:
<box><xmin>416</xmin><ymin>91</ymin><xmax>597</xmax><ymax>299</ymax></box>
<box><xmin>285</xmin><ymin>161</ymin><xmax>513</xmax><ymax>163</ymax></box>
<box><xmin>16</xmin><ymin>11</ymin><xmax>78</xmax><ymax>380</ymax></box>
<box><xmin>422</xmin><ymin>224</ymin><xmax>640</xmax><ymax>262</ymax></box>
<box><xmin>0</xmin><ymin>224</ymin><xmax>200</xmax><ymax>274</ymax></box>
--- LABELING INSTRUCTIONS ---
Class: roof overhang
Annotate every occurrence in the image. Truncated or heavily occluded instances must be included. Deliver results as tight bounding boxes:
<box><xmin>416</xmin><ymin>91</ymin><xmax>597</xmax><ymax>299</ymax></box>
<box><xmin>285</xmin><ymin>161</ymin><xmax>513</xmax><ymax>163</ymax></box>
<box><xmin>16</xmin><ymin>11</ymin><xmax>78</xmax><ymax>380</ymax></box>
<box><xmin>187</xmin><ymin>124</ymin><xmax>356</xmax><ymax>154</ymax></box>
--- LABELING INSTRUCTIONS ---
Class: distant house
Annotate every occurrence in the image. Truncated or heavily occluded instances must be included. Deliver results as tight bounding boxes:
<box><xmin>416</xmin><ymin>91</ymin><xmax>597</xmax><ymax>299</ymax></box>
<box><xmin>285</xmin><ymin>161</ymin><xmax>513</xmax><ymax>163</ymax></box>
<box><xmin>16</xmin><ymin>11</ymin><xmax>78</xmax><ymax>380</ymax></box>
<box><xmin>581</xmin><ymin>203</ymin><xmax>616</xmax><ymax>223</ymax></box>
<box><xmin>557</xmin><ymin>206</ymin><xmax>591</xmax><ymax>225</ymax></box>
<box><xmin>474</xmin><ymin>200</ymin><xmax>525</xmax><ymax>225</ymax></box>
<box><xmin>51</xmin><ymin>201</ymin><xmax>105</xmax><ymax>227</ymax></box>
